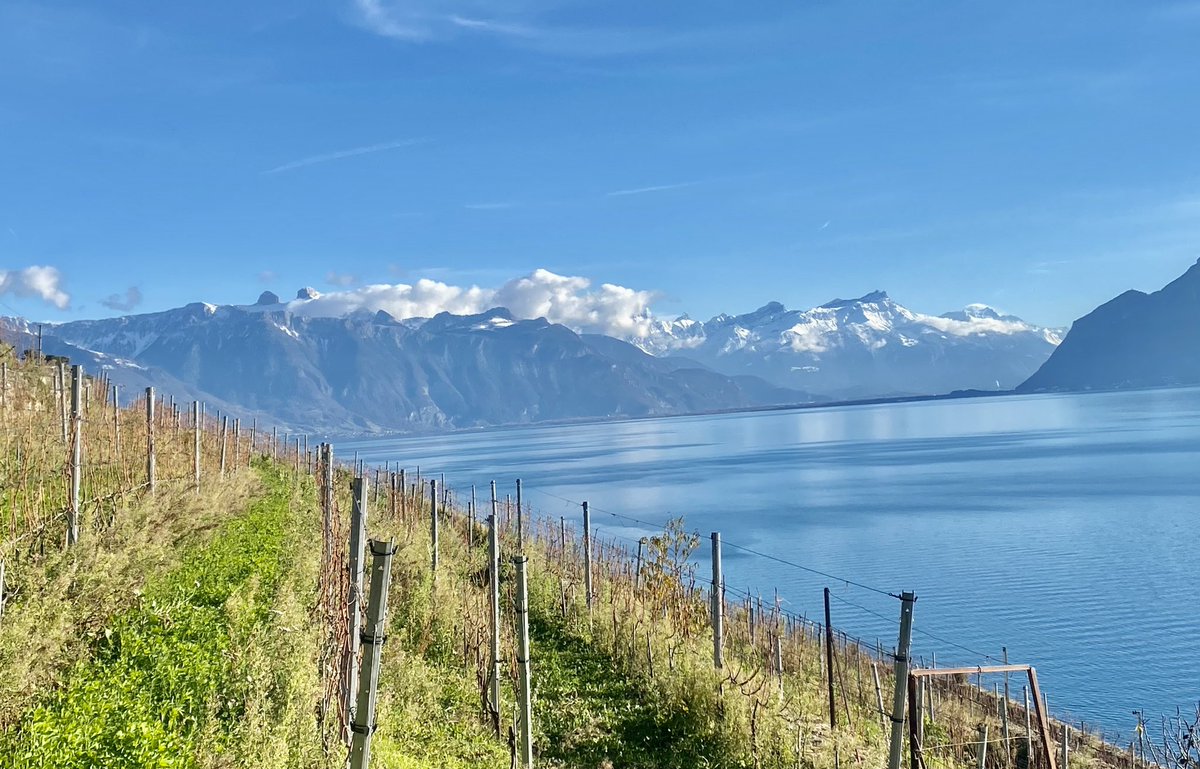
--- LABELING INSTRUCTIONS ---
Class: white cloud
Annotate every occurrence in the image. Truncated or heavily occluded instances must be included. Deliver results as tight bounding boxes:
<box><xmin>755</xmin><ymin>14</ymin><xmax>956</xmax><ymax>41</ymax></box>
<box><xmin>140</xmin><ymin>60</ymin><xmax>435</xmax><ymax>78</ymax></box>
<box><xmin>0</xmin><ymin>265</ymin><xmax>70</xmax><ymax>309</ymax></box>
<box><xmin>263</xmin><ymin>137</ymin><xmax>426</xmax><ymax>175</ymax></box>
<box><xmin>917</xmin><ymin>314</ymin><xmax>1035</xmax><ymax>337</ymax></box>
<box><xmin>288</xmin><ymin>268</ymin><xmax>658</xmax><ymax>337</ymax></box>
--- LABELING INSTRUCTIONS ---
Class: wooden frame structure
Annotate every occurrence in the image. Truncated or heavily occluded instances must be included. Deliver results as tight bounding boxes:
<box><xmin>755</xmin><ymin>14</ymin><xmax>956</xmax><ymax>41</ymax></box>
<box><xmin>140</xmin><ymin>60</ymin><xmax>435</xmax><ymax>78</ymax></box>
<box><xmin>908</xmin><ymin>664</ymin><xmax>1057</xmax><ymax>769</ymax></box>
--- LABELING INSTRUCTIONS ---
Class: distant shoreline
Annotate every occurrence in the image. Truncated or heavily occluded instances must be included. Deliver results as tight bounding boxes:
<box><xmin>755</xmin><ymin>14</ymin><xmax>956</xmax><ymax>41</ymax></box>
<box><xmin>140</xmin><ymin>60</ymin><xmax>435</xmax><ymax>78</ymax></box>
<box><xmin>330</xmin><ymin>382</ymin><xmax>1200</xmax><ymax>443</ymax></box>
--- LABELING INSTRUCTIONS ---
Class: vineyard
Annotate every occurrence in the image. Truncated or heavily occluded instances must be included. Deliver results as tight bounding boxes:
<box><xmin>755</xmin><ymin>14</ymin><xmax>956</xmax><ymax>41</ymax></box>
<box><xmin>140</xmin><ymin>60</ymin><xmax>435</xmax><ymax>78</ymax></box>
<box><xmin>1</xmin><ymin>343</ymin><xmax>1195</xmax><ymax>768</ymax></box>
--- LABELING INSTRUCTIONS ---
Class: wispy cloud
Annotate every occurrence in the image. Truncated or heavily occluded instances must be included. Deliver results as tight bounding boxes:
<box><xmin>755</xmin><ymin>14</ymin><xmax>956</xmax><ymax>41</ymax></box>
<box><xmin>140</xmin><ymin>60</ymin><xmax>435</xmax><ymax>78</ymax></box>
<box><xmin>257</xmin><ymin>270</ymin><xmax>277</xmax><ymax>283</ymax></box>
<box><xmin>263</xmin><ymin>137</ymin><xmax>426</xmax><ymax>175</ymax></box>
<box><xmin>463</xmin><ymin>201</ymin><xmax>520</xmax><ymax>210</ymax></box>
<box><xmin>348</xmin><ymin>1</ymin><xmax>782</xmax><ymax>58</ymax></box>
<box><xmin>351</xmin><ymin>0</ymin><xmax>428</xmax><ymax>41</ymax></box>
<box><xmin>100</xmin><ymin>285</ymin><xmax>143</xmax><ymax>312</ymax></box>
<box><xmin>605</xmin><ymin>180</ymin><xmax>702</xmax><ymax>198</ymax></box>
<box><xmin>449</xmin><ymin>15</ymin><xmax>535</xmax><ymax>39</ymax></box>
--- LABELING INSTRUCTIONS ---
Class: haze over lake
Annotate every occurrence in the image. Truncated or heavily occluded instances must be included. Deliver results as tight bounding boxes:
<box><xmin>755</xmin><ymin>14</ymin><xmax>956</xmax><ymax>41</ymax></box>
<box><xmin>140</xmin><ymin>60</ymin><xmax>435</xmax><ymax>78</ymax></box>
<box><xmin>342</xmin><ymin>388</ymin><xmax>1200</xmax><ymax>735</ymax></box>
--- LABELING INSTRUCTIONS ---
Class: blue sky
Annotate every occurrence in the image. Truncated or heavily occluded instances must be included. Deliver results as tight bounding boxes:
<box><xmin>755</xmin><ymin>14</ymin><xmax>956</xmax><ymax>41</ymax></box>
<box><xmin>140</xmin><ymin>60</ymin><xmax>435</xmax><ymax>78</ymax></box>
<box><xmin>2</xmin><ymin>0</ymin><xmax>1199</xmax><ymax>328</ymax></box>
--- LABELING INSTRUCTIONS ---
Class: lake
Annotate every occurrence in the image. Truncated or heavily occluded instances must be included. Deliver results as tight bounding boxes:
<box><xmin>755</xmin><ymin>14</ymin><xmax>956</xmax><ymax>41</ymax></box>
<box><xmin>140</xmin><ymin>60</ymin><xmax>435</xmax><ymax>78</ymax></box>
<box><xmin>341</xmin><ymin>388</ymin><xmax>1200</xmax><ymax>738</ymax></box>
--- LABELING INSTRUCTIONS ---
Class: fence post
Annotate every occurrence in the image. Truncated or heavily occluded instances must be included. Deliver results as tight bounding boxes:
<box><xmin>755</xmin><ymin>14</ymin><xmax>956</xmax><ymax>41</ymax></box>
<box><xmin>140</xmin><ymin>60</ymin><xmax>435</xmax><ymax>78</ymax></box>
<box><xmin>58</xmin><ymin>360</ymin><xmax>67</xmax><ymax>443</ymax></box>
<box><xmin>146</xmin><ymin>387</ymin><xmax>156</xmax><ymax>492</ymax></box>
<box><xmin>192</xmin><ymin>401</ymin><xmax>200</xmax><ymax>492</ymax></box>
<box><xmin>323</xmin><ymin>444</ymin><xmax>334</xmax><ymax>517</ymax></box>
<box><xmin>873</xmin><ymin>662</ymin><xmax>887</xmax><ymax>732</ymax></box>
<box><xmin>978</xmin><ymin>725</ymin><xmax>989</xmax><ymax>769</ymax></box>
<box><xmin>635</xmin><ymin>538</ymin><xmax>645</xmax><ymax>590</ymax></box>
<box><xmin>1028</xmin><ymin>668</ymin><xmax>1058</xmax><ymax>769</ymax></box>
<box><xmin>468</xmin><ymin>485</ymin><xmax>477</xmax><ymax>540</ymax></box>
<box><xmin>929</xmin><ymin>652</ymin><xmax>938</xmax><ymax>721</ymax></box>
<box><xmin>1024</xmin><ymin>685</ymin><xmax>1033</xmax><ymax>765</ymax></box>
<box><xmin>112</xmin><ymin>384</ymin><xmax>120</xmax><ymax>457</ymax></box>
<box><xmin>348</xmin><ymin>539</ymin><xmax>395</xmax><ymax>769</ymax></box>
<box><xmin>711</xmin><ymin>532</ymin><xmax>724</xmax><ymax>669</ymax></box>
<box><xmin>487</xmin><ymin>492</ymin><xmax>502</xmax><ymax>737</ymax></box>
<box><xmin>429</xmin><ymin>479</ymin><xmax>439</xmax><ymax>574</ymax></box>
<box><xmin>67</xmin><ymin>364</ymin><xmax>82</xmax><ymax>546</ymax></box>
<box><xmin>908</xmin><ymin>674</ymin><xmax>923</xmax><ymax>769</ymax></box>
<box><xmin>514</xmin><ymin>555</ymin><xmax>534</xmax><ymax>768</ymax></box>
<box><xmin>582</xmin><ymin>501</ymin><xmax>593</xmax><ymax>611</ymax></box>
<box><xmin>515</xmin><ymin>478</ymin><xmax>523</xmax><ymax>550</ymax></box>
<box><xmin>824</xmin><ymin>587</ymin><xmax>837</xmax><ymax>729</ymax></box>
<box><xmin>346</xmin><ymin>476</ymin><xmax>369</xmax><ymax>740</ymax></box>
<box><xmin>887</xmin><ymin>592</ymin><xmax>917</xmax><ymax>769</ymax></box>
<box><xmin>218</xmin><ymin>416</ymin><xmax>227</xmax><ymax>477</ymax></box>
<box><xmin>995</xmin><ymin>647</ymin><xmax>1009</xmax><ymax>767</ymax></box>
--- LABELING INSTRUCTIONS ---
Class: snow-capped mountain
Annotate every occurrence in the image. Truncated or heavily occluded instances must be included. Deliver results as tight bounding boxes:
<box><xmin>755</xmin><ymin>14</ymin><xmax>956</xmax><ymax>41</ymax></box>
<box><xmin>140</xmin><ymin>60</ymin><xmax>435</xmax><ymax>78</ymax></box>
<box><xmin>633</xmin><ymin>291</ymin><xmax>1063</xmax><ymax>398</ymax></box>
<box><xmin>2</xmin><ymin>291</ymin><xmax>811</xmax><ymax>433</ymax></box>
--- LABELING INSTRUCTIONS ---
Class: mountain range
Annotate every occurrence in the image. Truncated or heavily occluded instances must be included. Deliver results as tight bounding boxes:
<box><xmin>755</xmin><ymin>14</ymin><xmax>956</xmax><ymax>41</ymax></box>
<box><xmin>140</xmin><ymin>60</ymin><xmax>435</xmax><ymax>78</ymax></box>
<box><xmin>634</xmin><ymin>292</ymin><xmax>1062</xmax><ymax>398</ymax></box>
<box><xmin>1</xmin><ymin>293</ymin><xmax>808</xmax><ymax>433</ymax></box>
<box><xmin>1</xmin><ymin>286</ymin><xmax>1069</xmax><ymax>433</ymax></box>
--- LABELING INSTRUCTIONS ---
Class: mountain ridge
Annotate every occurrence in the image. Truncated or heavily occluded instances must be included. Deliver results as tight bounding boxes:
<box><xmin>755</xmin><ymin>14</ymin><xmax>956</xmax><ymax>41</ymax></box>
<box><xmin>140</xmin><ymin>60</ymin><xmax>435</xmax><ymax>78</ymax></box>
<box><xmin>1</xmin><ymin>302</ymin><xmax>816</xmax><ymax>434</ymax></box>
<box><xmin>1018</xmin><ymin>259</ymin><xmax>1200</xmax><ymax>392</ymax></box>
<box><xmin>633</xmin><ymin>291</ymin><xmax>1062</xmax><ymax>398</ymax></box>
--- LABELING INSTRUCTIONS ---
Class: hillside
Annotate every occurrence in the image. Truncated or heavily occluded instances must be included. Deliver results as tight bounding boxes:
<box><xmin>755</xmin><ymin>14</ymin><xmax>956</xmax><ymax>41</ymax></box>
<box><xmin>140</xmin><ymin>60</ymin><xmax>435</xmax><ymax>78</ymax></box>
<box><xmin>1019</xmin><ymin>259</ymin><xmax>1200</xmax><ymax>392</ymax></box>
<box><xmin>0</xmin><ymin>351</ymin><xmax>1159</xmax><ymax>769</ymax></box>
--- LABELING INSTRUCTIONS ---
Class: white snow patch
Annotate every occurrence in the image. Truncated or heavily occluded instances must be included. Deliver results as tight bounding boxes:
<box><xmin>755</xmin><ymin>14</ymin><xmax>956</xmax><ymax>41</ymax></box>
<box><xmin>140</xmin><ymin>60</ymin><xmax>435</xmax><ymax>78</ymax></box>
<box><xmin>272</xmin><ymin>322</ymin><xmax>300</xmax><ymax>340</ymax></box>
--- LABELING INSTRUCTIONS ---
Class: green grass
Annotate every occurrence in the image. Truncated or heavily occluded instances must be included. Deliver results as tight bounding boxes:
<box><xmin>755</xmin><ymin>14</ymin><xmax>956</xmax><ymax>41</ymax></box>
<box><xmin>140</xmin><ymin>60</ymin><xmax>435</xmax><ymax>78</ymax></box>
<box><xmin>529</xmin><ymin>607</ymin><xmax>733</xmax><ymax>769</ymax></box>
<box><xmin>0</xmin><ymin>462</ymin><xmax>321</xmax><ymax>769</ymax></box>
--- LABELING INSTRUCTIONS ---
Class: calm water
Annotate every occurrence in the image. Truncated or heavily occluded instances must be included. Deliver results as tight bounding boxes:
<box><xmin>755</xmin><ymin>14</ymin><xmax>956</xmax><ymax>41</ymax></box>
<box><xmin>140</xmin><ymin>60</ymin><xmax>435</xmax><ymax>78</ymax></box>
<box><xmin>342</xmin><ymin>389</ymin><xmax>1200</xmax><ymax>736</ymax></box>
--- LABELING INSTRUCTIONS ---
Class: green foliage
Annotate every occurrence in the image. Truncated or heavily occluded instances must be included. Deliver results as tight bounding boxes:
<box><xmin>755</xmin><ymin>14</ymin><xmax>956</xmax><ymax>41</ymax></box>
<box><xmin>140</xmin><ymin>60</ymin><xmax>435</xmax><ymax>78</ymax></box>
<box><xmin>0</xmin><ymin>464</ymin><xmax>304</xmax><ymax>769</ymax></box>
<box><xmin>361</xmin><ymin>496</ymin><xmax>510</xmax><ymax>768</ymax></box>
<box><xmin>528</xmin><ymin>606</ymin><xmax>738</xmax><ymax>769</ymax></box>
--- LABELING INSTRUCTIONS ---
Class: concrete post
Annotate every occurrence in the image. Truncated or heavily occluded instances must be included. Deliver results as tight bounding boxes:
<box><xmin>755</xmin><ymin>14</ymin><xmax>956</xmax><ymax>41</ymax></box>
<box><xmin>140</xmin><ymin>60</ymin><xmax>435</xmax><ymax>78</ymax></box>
<box><xmin>346</xmin><ymin>476</ymin><xmax>369</xmax><ymax>738</ymax></box>
<box><xmin>348</xmin><ymin>539</ymin><xmax>395</xmax><ymax>769</ymax></box>
<box><xmin>887</xmin><ymin>592</ymin><xmax>917</xmax><ymax>769</ymax></box>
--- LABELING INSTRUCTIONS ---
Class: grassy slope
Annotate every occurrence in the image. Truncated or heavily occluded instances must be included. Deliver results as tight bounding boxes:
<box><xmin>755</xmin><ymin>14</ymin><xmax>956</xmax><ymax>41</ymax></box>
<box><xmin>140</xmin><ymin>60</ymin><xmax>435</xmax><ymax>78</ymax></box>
<box><xmin>0</xmin><ymin>464</ymin><xmax>326</xmax><ymax>768</ymax></box>
<box><xmin>0</xmin><ymin>449</ymin><xmax>1122</xmax><ymax>769</ymax></box>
